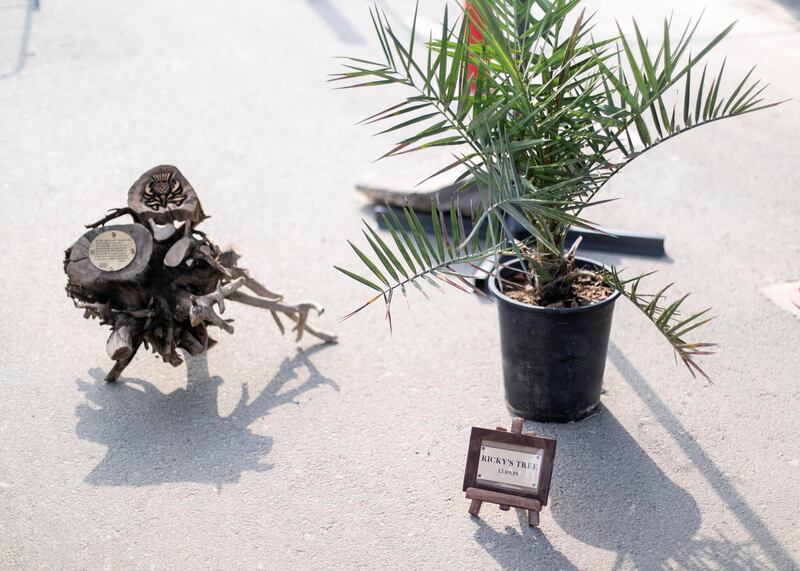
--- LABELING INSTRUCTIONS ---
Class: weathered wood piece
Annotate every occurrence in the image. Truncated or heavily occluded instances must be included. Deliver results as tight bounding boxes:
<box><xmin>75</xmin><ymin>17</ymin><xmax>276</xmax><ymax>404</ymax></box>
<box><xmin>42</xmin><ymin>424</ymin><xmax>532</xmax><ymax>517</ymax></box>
<box><xmin>164</xmin><ymin>236</ymin><xmax>194</xmax><ymax>268</ymax></box>
<box><xmin>128</xmin><ymin>165</ymin><xmax>207</xmax><ymax>228</ymax></box>
<box><xmin>66</xmin><ymin>224</ymin><xmax>153</xmax><ymax>290</ymax></box>
<box><xmin>106</xmin><ymin>315</ymin><xmax>140</xmax><ymax>360</ymax></box>
<box><xmin>65</xmin><ymin>165</ymin><xmax>336</xmax><ymax>382</ymax></box>
<box><xmin>356</xmin><ymin>179</ymin><xmax>480</xmax><ymax>215</ymax></box>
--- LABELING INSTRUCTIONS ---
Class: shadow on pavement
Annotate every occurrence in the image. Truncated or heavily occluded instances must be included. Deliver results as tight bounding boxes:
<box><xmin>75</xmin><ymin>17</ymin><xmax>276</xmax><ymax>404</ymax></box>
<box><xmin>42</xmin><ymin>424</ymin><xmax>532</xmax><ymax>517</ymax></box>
<box><xmin>475</xmin><ymin>401</ymin><xmax>776</xmax><ymax>568</ymax></box>
<box><xmin>546</xmin><ymin>408</ymin><xmax>703</xmax><ymax>569</ymax></box>
<box><xmin>607</xmin><ymin>344</ymin><xmax>796</xmax><ymax>570</ymax></box>
<box><xmin>304</xmin><ymin>0</ymin><xmax>364</xmax><ymax>45</ymax></box>
<box><xmin>772</xmin><ymin>0</ymin><xmax>800</xmax><ymax>17</ymax></box>
<box><xmin>74</xmin><ymin>344</ymin><xmax>338</xmax><ymax>489</ymax></box>
<box><xmin>472</xmin><ymin>407</ymin><xmax>703</xmax><ymax>569</ymax></box>
<box><xmin>473</xmin><ymin>514</ymin><xmax>578</xmax><ymax>571</ymax></box>
<box><xmin>0</xmin><ymin>0</ymin><xmax>37</xmax><ymax>80</ymax></box>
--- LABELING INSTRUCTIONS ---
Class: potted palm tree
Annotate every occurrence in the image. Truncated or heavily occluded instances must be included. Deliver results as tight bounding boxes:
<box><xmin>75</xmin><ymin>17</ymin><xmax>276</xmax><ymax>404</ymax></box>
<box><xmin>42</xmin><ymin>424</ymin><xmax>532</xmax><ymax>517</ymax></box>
<box><xmin>332</xmin><ymin>0</ymin><xmax>778</xmax><ymax>421</ymax></box>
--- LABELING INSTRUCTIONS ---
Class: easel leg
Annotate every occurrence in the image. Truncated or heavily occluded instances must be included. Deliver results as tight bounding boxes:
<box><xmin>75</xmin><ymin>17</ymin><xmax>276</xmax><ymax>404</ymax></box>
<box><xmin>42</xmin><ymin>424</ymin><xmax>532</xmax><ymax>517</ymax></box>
<box><xmin>528</xmin><ymin>509</ymin><xmax>539</xmax><ymax>527</ymax></box>
<box><xmin>468</xmin><ymin>499</ymin><xmax>482</xmax><ymax>517</ymax></box>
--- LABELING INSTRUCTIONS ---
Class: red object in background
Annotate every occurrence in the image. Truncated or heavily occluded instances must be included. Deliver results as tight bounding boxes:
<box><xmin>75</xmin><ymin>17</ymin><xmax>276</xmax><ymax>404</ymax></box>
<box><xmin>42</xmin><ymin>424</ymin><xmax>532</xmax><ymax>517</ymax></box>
<box><xmin>466</xmin><ymin>1</ymin><xmax>483</xmax><ymax>88</ymax></box>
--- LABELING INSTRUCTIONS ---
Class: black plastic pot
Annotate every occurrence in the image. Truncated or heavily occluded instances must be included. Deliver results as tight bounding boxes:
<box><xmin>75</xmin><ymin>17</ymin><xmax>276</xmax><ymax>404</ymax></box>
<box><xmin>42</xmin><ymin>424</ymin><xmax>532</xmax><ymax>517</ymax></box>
<box><xmin>489</xmin><ymin>258</ymin><xmax>620</xmax><ymax>422</ymax></box>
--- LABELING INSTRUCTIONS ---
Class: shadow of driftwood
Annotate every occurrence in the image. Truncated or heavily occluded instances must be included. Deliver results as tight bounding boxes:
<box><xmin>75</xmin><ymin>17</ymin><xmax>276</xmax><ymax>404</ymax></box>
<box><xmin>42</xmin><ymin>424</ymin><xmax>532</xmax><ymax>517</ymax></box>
<box><xmin>75</xmin><ymin>344</ymin><xmax>338</xmax><ymax>489</ymax></box>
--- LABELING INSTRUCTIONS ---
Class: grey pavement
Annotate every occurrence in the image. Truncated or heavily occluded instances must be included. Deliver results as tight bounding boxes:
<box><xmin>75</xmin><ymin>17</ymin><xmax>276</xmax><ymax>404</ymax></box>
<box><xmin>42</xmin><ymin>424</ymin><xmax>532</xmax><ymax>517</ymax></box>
<box><xmin>0</xmin><ymin>0</ymin><xmax>798</xmax><ymax>569</ymax></box>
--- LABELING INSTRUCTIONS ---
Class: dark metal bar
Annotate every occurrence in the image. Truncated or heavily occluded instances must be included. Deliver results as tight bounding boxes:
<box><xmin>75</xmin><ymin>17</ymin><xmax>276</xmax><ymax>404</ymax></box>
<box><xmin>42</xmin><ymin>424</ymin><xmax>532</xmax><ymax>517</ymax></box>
<box><xmin>372</xmin><ymin>204</ymin><xmax>665</xmax><ymax>258</ymax></box>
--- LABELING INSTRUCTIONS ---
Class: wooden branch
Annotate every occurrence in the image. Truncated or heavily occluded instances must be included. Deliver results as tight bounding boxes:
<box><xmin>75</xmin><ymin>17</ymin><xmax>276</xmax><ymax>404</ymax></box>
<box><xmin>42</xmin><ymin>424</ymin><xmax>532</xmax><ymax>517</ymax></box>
<box><xmin>85</xmin><ymin>207</ymin><xmax>137</xmax><ymax>229</ymax></box>
<box><xmin>74</xmin><ymin>301</ymin><xmax>114</xmax><ymax>324</ymax></box>
<box><xmin>227</xmin><ymin>266</ymin><xmax>283</xmax><ymax>300</ymax></box>
<box><xmin>148</xmin><ymin>219</ymin><xmax>180</xmax><ymax>242</ymax></box>
<box><xmin>105</xmin><ymin>343</ymin><xmax>140</xmax><ymax>382</ymax></box>
<box><xmin>164</xmin><ymin>236</ymin><xmax>195</xmax><ymax>267</ymax></box>
<box><xmin>227</xmin><ymin>291</ymin><xmax>337</xmax><ymax>343</ymax></box>
<box><xmin>188</xmin><ymin>278</ymin><xmax>246</xmax><ymax>333</ymax></box>
<box><xmin>106</xmin><ymin>316</ymin><xmax>139</xmax><ymax>360</ymax></box>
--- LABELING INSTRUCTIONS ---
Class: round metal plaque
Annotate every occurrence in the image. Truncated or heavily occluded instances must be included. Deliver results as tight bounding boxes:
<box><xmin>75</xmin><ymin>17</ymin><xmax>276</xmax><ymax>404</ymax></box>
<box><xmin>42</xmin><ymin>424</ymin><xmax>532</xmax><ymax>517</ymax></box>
<box><xmin>89</xmin><ymin>230</ymin><xmax>137</xmax><ymax>272</ymax></box>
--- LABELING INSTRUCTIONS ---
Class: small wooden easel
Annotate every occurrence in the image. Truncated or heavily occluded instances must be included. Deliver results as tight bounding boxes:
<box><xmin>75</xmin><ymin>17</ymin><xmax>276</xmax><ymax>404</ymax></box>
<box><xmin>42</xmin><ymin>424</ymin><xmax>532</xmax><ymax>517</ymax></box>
<box><xmin>466</xmin><ymin>418</ymin><xmax>543</xmax><ymax>527</ymax></box>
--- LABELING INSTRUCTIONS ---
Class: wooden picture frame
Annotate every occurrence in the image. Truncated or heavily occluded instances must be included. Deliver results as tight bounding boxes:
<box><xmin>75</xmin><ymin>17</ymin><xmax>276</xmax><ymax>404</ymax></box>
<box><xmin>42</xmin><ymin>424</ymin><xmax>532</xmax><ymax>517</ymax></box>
<box><xmin>462</xmin><ymin>418</ymin><xmax>556</xmax><ymax>526</ymax></box>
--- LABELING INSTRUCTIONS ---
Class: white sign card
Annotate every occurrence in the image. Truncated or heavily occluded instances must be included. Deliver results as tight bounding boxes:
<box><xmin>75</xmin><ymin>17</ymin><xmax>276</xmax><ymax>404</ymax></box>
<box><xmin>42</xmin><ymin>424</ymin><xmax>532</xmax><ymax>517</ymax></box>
<box><xmin>476</xmin><ymin>442</ymin><xmax>544</xmax><ymax>492</ymax></box>
<box><xmin>89</xmin><ymin>230</ymin><xmax>137</xmax><ymax>272</ymax></box>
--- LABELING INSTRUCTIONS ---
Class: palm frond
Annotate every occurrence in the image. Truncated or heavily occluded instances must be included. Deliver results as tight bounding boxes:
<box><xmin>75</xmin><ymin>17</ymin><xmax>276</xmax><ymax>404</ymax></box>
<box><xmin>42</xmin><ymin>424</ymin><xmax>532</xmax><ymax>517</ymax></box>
<box><xmin>334</xmin><ymin>205</ymin><xmax>499</xmax><ymax>321</ymax></box>
<box><xmin>602</xmin><ymin>268</ymin><xmax>716</xmax><ymax>381</ymax></box>
<box><xmin>329</xmin><ymin>4</ymin><xmax>479</xmax><ymax>162</ymax></box>
<box><xmin>589</xmin><ymin>15</ymin><xmax>785</xmax><ymax>197</ymax></box>
<box><xmin>333</xmin><ymin>0</ymin><xmax>778</xmax><ymax>381</ymax></box>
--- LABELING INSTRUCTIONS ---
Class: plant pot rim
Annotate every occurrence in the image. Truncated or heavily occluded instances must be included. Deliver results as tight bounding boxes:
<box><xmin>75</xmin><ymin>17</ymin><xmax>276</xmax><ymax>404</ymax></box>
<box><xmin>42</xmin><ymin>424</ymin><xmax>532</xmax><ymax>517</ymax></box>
<box><xmin>488</xmin><ymin>255</ymin><xmax>621</xmax><ymax>314</ymax></box>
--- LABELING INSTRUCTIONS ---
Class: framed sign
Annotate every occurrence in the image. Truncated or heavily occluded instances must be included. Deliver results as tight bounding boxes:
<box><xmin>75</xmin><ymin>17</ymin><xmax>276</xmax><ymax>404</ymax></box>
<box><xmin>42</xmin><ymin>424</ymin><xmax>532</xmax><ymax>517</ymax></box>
<box><xmin>462</xmin><ymin>418</ymin><xmax>556</xmax><ymax>526</ymax></box>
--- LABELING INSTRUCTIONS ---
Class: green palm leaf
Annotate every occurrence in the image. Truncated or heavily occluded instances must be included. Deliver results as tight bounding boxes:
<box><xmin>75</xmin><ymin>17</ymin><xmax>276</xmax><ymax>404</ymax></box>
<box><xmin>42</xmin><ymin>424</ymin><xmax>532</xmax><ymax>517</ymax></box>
<box><xmin>333</xmin><ymin>0</ymin><xmax>779</xmax><ymax>381</ymax></box>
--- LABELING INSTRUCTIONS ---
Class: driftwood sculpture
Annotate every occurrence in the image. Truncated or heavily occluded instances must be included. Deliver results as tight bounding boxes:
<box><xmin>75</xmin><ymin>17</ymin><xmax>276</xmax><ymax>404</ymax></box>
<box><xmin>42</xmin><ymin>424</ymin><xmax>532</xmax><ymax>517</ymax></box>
<box><xmin>64</xmin><ymin>165</ymin><xmax>336</xmax><ymax>382</ymax></box>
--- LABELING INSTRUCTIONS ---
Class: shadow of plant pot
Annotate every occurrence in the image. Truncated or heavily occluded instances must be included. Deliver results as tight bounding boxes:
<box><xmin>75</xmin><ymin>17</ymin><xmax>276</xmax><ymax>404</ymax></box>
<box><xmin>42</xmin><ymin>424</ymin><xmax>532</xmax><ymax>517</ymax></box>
<box><xmin>544</xmin><ymin>409</ymin><xmax>701</xmax><ymax>568</ymax></box>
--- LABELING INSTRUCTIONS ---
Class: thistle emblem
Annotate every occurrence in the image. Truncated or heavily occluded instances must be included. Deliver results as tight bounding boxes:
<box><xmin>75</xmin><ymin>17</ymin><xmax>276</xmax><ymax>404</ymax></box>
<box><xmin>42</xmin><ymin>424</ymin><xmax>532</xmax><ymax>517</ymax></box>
<box><xmin>142</xmin><ymin>171</ymin><xmax>186</xmax><ymax>210</ymax></box>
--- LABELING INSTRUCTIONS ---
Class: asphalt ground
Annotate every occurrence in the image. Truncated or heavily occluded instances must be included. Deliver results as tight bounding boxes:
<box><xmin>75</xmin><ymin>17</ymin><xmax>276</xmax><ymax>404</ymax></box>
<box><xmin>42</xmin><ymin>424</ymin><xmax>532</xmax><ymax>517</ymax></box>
<box><xmin>0</xmin><ymin>1</ymin><xmax>798</xmax><ymax>569</ymax></box>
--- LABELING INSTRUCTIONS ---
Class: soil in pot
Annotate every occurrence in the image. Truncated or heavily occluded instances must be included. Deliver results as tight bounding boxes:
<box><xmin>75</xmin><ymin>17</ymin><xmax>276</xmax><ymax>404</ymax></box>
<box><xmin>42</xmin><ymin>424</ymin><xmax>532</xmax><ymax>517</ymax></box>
<box><xmin>504</xmin><ymin>270</ymin><xmax>613</xmax><ymax>308</ymax></box>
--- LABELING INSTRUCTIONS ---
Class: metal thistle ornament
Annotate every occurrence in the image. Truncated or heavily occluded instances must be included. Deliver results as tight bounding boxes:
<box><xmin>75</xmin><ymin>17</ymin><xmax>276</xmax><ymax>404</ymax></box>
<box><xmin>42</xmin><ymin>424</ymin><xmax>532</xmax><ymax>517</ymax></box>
<box><xmin>142</xmin><ymin>171</ymin><xmax>188</xmax><ymax>210</ymax></box>
<box><xmin>64</xmin><ymin>165</ymin><xmax>336</xmax><ymax>382</ymax></box>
